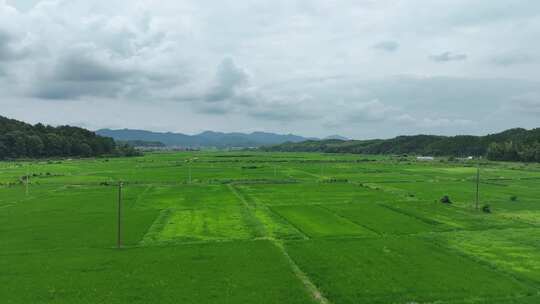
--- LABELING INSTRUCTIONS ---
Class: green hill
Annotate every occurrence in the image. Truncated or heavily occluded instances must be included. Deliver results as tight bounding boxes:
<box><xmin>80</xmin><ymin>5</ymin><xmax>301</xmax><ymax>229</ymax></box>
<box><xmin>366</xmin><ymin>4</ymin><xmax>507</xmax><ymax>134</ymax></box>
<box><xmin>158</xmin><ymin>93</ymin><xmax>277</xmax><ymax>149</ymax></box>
<box><xmin>261</xmin><ymin>128</ymin><xmax>540</xmax><ymax>162</ymax></box>
<box><xmin>0</xmin><ymin>116</ymin><xmax>139</xmax><ymax>159</ymax></box>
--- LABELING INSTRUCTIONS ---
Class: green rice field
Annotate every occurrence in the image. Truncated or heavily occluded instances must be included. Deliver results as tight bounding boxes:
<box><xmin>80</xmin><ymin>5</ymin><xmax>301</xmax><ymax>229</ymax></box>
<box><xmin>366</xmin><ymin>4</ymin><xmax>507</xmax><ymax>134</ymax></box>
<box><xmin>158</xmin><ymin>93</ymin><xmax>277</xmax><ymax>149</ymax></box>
<box><xmin>1</xmin><ymin>152</ymin><xmax>540</xmax><ymax>303</ymax></box>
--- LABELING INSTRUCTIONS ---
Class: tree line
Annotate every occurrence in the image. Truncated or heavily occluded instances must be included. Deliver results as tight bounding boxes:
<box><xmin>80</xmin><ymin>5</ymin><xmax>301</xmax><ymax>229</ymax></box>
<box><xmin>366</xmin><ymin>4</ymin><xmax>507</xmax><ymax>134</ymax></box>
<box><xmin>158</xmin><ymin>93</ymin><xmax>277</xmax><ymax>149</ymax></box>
<box><xmin>0</xmin><ymin>116</ymin><xmax>140</xmax><ymax>159</ymax></box>
<box><xmin>487</xmin><ymin>141</ymin><xmax>540</xmax><ymax>162</ymax></box>
<box><xmin>261</xmin><ymin>128</ymin><xmax>540</xmax><ymax>162</ymax></box>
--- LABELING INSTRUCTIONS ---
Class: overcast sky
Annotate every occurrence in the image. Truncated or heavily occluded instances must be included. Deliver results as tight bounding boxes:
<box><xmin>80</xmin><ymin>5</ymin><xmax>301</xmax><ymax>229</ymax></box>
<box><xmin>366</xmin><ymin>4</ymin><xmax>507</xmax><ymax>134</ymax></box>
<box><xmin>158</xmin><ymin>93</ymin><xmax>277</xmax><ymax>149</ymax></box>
<box><xmin>1</xmin><ymin>0</ymin><xmax>539</xmax><ymax>139</ymax></box>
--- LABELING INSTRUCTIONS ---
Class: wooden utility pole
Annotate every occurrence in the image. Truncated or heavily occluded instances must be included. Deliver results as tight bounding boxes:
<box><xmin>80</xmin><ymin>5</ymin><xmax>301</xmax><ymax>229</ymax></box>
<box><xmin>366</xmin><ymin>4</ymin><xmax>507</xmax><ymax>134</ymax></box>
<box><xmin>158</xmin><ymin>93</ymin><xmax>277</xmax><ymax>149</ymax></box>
<box><xmin>25</xmin><ymin>167</ymin><xmax>29</xmax><ymax>196</ymax></box>
<box><xmin>117</xmin><ymin>181</ymin><xmax>123</xmax><ymax>248</ymax></box>
<box><xmin>475</xmin><ymin>163</ymin><xmax>480</xmax><ymax>211</ymax></box>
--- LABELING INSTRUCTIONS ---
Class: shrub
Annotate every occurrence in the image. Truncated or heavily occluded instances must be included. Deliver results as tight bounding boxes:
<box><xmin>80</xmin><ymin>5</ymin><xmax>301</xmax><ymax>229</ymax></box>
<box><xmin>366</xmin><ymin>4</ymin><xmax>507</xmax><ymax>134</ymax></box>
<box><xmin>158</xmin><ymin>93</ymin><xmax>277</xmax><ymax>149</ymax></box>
<box><xmin>510</xmin><ymin>195</ymin><xmax>518</xmax><ymax>202</ymax></box>
<box><xmin>482</xmin><ymin>204</ymin><xmax>492</xmax><ymax>213</ymax></box>
<box><xmin>241</xmin><ymin>166</ymin><xmax>260</xmax><ymax>169</ymax></box>
<box><xmin>320</xmin><ymin>178</ymin><xmax>349</xmax><ymax>183</ymax></box>
<box><xmin>440</xmin><ymin>195</ymin><xmax>452</xmax><ymax>204</ymax></box>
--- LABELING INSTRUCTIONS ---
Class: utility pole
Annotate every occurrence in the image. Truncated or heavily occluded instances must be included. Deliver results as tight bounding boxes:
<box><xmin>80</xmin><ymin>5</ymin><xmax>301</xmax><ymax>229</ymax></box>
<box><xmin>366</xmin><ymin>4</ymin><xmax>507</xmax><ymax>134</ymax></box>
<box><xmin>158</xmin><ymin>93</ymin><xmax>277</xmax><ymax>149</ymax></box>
<box><xmin>188</xmin><ymin>163</ymin><xmax>192</xmax><ymax>184</ymax></box>
<box><xmin>475</xmin><ymin>163</ymin><xmax>480</xmax><ymax>211</ymax></box>
<box><xmin>117</xmin><ymin>181</ymin><xmax>123</xmax><ymax>249</ymax></box>
<box><xmin>25</xmin><ymin>166</ymin><xmax>29</xmax><ymax>196</ymax></box>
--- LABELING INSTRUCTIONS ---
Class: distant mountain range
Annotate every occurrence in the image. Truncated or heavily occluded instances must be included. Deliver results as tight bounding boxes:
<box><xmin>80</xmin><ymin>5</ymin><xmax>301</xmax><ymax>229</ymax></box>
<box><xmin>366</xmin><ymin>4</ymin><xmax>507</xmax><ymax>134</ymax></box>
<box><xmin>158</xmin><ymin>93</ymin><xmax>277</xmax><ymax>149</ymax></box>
<box><xmin>96</xmin><ymin>129</ymin><xmax>320</xmax><ymax>148</ymax></box>
<box><xmin>323</xmin><ymin>135</ymin><xmax>350</xmax><ymax>140</ymax></box>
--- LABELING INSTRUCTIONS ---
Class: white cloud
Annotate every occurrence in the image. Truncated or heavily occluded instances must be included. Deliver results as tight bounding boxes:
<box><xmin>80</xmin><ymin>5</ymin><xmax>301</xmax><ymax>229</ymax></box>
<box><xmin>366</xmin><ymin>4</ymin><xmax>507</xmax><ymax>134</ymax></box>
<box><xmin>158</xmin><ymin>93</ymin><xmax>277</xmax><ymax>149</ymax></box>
<box><xmin>0</xmin><ymin>0</ymin><xmax>539</xmax><ymax>138</ymax></box>
<box><xmin>346</xmin><ymin>99</ymin><xmax>398</xmax><ymax>122</ymax></box>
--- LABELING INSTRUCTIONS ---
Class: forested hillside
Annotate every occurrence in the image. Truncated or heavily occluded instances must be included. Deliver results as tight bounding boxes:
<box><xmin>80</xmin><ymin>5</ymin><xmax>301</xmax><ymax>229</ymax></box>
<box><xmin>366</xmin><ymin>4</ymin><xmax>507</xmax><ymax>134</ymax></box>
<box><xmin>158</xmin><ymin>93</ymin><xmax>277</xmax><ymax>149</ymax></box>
<box><xmin>262</xmin><ymin>128</ymin><xmax>540</xmax><ymax>162</ymax></box>
<box><xmin>0</xmin><ymin>116</ymin><xmax>139</xmax><ymax>159</ymax></box>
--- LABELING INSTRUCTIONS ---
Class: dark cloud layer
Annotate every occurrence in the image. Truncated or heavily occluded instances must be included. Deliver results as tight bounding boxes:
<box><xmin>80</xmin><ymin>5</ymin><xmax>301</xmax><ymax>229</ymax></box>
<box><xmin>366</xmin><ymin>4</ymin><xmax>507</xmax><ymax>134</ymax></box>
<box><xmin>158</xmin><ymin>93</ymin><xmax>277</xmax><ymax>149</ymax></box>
<box><xmin>492</xmin><ymin>53</ymin><xmax>535</xmax><ymax>66</ymax></box>
<box><xmin>0</xmin><ymin>29</ymin><xmax>28</xmax><ymax>61</ymax></box>
<box><xmin>430</xmin><ymin>52</ymin><xmax>468</xmax><ymax>62</ymax></box>
<box><xmin>33</xmin><ymin>53</ymin><xmax>134</xmax><ymax>99</ymax></box>
<box><xmin>204</xmin><ymin>58</ymin><xmax>248</xmax><ymax>103</ymax></box>
<box><xmin>372</xmin><ymin>41</ymin><xmax>399</xmax><ymax>52</ymax></box>
<box><xmin>55</xmin><ymin>54</ymin><xmax>130</xmax><ymax>82</ymax></box>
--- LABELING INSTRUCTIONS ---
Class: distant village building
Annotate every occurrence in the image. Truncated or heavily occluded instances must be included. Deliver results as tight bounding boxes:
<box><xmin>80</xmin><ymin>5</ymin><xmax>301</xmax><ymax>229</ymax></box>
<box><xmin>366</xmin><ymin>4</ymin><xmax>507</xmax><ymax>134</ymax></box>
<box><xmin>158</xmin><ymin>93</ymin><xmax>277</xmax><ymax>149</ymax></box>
<box><xmin>416</xmin><ymin>156</ymin><xmax>435</xmax><ymax>161</ymax></box>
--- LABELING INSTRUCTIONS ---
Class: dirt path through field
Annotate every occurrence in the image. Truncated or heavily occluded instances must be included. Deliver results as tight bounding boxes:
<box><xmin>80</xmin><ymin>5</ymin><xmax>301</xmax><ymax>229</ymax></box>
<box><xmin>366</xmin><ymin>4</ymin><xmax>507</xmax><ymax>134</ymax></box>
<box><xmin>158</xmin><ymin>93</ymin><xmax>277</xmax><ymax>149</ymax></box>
<box><xmin>273</xmin><ymin>240</ymin><xmax>331</xmax><ymax>304</ymax></box>
<box><xmin>229</xmin><ymin>184</ymin><xmax>330</xmax><ymax>304</ymax></box>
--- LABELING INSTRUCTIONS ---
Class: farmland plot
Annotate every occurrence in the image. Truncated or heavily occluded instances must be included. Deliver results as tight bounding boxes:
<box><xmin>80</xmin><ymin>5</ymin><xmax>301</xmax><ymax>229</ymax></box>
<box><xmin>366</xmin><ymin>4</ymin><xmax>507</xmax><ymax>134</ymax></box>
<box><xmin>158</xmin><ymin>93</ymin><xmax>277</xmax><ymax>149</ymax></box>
<box><xmin>386</xmin><ymin>201</ymin><xmax>532</xmax><ymax>231</ymax></box>
<box><xmin>325</xmin><ymin>203</ymin><xmax>438</xmax><ymax>235</ymax></box>
<box><xmin>1</xmin><ymin>151</ymin><xmax>540</xmax><ymax>304</ymax></box>
<box><xmin>134</xmin><ymin>184</ymin><xmax>241</xmax><ymax>210</ymax></box>
<box><xmin>1</xmin><ymin>185</ymin><xmax>156</xmax><ymax>251</ymax></box>
<box><xmin>238</xmin><ymin>183</ymin><xmax>398</xmax><ymax>206</ymax></box>
<box><xmin>142</xmin><ymin>207</ymin><xmax>256</xmax><ymax>243</ymax></box>
<box><xmin>0</xmin><ymin>241</ymin><xmax>316</xmax><ymax>304</ymax></box>
<box><xmin>270</xmin><ymin>205</ymin><xmax>376</xmax><ymax>238</ymax></box>
<box><xmin>286</xmin><ymin>238</ymin><xmax>534</xmax><ymax>304</ymax></box>
<box><xmin>434</xmin><ymin>228</ymin><xmax>540</xmax><ymax>284</ymax></box>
